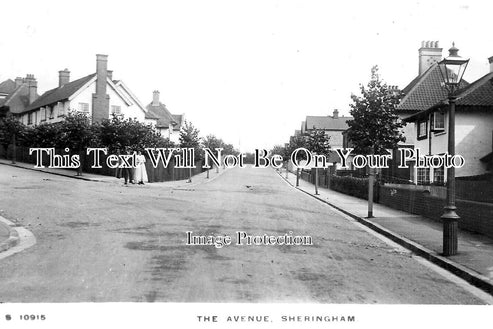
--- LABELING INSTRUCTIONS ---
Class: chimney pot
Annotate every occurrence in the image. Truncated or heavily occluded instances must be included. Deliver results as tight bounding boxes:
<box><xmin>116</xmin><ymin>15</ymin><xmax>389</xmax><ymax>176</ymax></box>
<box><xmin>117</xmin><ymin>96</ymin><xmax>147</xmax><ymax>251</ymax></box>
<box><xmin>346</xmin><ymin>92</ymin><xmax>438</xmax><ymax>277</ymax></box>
<box><xmin>333</xmin><ymin>109</ymin><xmax>339</xmax><ymax>119</ymax></box>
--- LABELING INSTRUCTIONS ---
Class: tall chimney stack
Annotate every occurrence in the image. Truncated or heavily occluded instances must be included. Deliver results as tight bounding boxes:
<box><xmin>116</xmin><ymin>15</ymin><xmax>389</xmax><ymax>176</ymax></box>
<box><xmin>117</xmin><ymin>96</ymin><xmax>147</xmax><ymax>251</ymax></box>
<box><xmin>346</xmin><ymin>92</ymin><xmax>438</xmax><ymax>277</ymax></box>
<box><xmin>418</xmin><ymin>41</ymin><xmax>442</xmax><ymax>76</ymax></box>
<box><xmin>152</xmin><ymin>90</ymin><xmax>160</xmax><ymax>106</ymax></box>
<box><xmin>488</xmin><ymin>56</ymin><xmax>493</xmax><ymax>73</ymax></box>
<box><xmin>58</xmin><ymin>69</ymin><xmax>70</xmax><ymax>87</ymax></box>
<box><xmin>14</xmin><ymin>77</ymin><xmax>24</xmax><ymax>88</ymax></box>
<box><xmin>92</xmin><ymin>54</ymin><xmax>110</xmax><ymax>123</ymax></box>
<box><xmin>25</xmin><ymin>74</ymin><xmax>37</xmax><ymax>104</ymax></box>
<box><xmin>333</xmin><ymin>109</ymin><xmax>339</xmax><ymax>119</ymax></box>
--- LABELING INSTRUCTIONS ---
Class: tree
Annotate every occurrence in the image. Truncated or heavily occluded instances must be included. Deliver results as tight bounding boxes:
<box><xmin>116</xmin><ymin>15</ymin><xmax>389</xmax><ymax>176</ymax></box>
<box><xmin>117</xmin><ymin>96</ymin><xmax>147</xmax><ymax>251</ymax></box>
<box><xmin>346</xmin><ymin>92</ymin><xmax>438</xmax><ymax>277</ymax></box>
<box><xmin>306</xmin><ymin>128</ymin><xmax>331</xmax><ymax>195</ymax></box>
<box><xmin>59</xmin><ymin>111</ymin><xmax>96</xmax><ymax>175</ymax></box>
<box><xmin>201</xmin><ymin>134</ymin><xmax>223</xmax><ymax>177</ymax></box>
<box><xmin>307</xmin><ymin>129</ymin><xmax>331</xmax><ymax>155</ymax></box>
<box><xmin>286</xmin><ymin>135</ymin><xmax>308</xmax><ymax>161</ymax></box>
<box><xmin>98</xmin><ymin>114</ymin><xmax>168</xmax><ymax>153</ymax></box>
<box><xmin>270</xmin><ymin>144</ymin><xmax>288</xmax><ymax>160</ymax></box>
<box><xmin>286</xmin><ymin>134</ymin><xmax>309</xmax><ymax>186</ymax></box>
<box><xmin>346</xmin><ymin>66</ymin><xmax>404</xmax><ymax>154</ymax></box>
<box><xmin>346</xmin><ymin>65</ymin><xmax>405</xmax><ymax>217</ymax></box>
<box><xmin>0</xmin><ymin>111</ymin><xmax>26</xmax><ymax>162</ymax></box>
<box><xmin>179</xmin><ymin>120</ymin><xmax>201</xmax><ymax>182</ymax></box>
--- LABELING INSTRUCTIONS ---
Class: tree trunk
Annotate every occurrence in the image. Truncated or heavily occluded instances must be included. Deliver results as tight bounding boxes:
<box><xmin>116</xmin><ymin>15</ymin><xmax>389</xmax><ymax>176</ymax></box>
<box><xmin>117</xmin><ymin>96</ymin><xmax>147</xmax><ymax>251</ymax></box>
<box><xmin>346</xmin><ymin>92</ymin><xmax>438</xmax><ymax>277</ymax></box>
<box><xmin>315</xmin><ymin>167</ymin><xmax>319</xmax><ymax>195</ymax></box>
<box><xmin>77</xmin><ymin>150</ymin><xmax>83</xmax><ymax>176</ymax></box>
<box><xmin>367</xmin><ymin>149</ymin><xmax>375</xmax><ymax>218</ymax></box>
<box><xmin>12</xmin><ymin>133</ymin><xmax>16</xmax><ymax>164</ymax></box>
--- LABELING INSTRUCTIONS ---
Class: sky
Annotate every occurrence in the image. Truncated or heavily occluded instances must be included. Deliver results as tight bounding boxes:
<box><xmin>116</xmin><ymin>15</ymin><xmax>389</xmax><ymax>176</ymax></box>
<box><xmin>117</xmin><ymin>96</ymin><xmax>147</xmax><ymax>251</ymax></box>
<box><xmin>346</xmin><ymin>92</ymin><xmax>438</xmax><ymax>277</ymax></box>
<box><xmin>1</xmin><ymin>0</ymin><xmax>493</xmax><ymax>152</ymax></box>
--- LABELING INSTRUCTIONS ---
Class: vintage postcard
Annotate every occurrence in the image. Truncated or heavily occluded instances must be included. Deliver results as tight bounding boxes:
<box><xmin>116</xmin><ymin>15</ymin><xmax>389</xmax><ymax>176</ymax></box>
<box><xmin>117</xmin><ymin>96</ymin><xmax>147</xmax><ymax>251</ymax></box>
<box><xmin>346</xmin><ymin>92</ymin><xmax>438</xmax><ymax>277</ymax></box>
<box><xmin>0</xmin><ymin>0</ymin><xmax>492</xmax><ymax>328</ymax></box>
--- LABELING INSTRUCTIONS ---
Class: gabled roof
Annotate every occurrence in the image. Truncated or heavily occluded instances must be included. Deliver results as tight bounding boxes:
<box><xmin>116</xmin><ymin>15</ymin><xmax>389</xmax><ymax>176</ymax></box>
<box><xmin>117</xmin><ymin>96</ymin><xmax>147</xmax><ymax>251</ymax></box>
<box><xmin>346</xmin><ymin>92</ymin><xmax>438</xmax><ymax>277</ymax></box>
<box><xmin>304</xmin><ymin>115</ymin><xmax>353</xmax><ymax>131</ymax></box>
<box><xmin>0</xmin><ymin>79</ymin><xmax>16</xmax><ymax>95</ymax></box>
<box><xmin>404</xmin><ymin>72</ymin><xmax>493</xmax><ymax>122</ymax></box>
<box><xmin>171</xmin><ymin>114</ymin><xmax>183</xmax><ymax>131</ymax></box>
<box><xmin>113</xmin><ymin>80</ymin><xmax>148</xmax><ymax>114</ymax></box>
<box><xmin>145</xmin><ymin>102</ymin><xmax>177</xmax><ymax>128</ymax></box>
<box><xmin>27</xmin><ymin>74</ymin><xmax>95</xmax><ymax>111</ymax></box>
<box><xmin>0</xmin><ymin>80</ymin><xmax>38</xmax><ymax>113</ymax></box>
<box><xmin>398</xmin><ymin>63</ymin><xmax>469</xmax><ymax>113</ymax></box>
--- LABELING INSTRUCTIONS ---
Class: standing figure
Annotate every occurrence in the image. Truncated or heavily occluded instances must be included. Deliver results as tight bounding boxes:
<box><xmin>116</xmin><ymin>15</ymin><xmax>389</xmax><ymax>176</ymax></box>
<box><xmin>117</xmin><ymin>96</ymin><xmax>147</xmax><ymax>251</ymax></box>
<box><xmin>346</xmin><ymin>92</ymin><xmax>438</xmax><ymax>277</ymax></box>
<box><xmin>120</xmin><ymin>148</ymin><xmax>132</xmax><ymax>185</ymax></box>
<box><xmin>134</xmin><ymin>150</ymin><xmax>148</xmax><ymax>185</ymax></box>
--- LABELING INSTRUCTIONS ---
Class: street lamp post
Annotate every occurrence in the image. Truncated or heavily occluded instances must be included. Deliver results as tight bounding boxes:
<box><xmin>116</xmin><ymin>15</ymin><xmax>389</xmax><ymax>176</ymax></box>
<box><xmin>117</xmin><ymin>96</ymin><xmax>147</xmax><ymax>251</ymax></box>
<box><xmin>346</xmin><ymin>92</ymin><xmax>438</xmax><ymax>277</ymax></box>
<box><xmin>437</xmin><ymin>43</ymin><xmax>469</xmax><ymax>256</ymax></box>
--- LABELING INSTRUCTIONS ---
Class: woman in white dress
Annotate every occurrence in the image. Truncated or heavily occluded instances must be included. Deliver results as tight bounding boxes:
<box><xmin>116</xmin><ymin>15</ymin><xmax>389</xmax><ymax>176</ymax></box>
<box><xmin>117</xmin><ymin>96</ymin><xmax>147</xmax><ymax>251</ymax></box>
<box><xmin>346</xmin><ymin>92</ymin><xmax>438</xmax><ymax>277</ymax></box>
<box><xmin>134</xmin><ymin>151</ymin><xmax>148</xmax><ymax>185</ymax></box>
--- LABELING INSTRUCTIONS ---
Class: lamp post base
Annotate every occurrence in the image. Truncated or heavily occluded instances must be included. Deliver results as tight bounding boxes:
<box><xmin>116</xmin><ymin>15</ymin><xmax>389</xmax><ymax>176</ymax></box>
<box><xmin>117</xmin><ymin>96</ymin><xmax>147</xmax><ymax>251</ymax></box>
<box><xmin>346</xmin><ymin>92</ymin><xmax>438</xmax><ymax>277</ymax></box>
<box><xmin>441</xmin><ymin>206</ymin><xmax>460</xmax><ymax>256</ymax></box>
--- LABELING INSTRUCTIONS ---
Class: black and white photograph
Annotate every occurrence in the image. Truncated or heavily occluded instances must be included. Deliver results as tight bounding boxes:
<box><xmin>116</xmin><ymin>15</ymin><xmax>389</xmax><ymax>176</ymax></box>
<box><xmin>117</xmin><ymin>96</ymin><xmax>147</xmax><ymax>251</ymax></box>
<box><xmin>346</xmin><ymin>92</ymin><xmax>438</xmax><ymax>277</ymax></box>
<box><xmin>1</xmin><ymin>0</ymin><xmax>492</xmax><ymax>328</ymax></box>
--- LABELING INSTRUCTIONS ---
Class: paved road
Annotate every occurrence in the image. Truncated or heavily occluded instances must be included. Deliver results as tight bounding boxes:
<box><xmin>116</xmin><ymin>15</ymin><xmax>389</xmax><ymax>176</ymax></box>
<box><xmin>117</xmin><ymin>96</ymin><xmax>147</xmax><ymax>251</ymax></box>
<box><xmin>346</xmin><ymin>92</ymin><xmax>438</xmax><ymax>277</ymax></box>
<box><xmin>0</xmin><ymin>164</ymin><xmax>486</xmax><ymax>303</ymax></box>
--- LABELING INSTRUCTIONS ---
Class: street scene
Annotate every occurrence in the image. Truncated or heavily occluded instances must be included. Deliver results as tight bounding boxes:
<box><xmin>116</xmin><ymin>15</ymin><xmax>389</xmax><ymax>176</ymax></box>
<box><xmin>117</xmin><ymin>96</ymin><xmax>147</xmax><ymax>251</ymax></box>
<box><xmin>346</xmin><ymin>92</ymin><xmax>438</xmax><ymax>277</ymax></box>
<box><xmin>0</xmin><ymin>164</ymin><xmax>488</xmax><ymax>304</ymax></box>
<box><xmin>2</xmin><ymin>1</ymin><xmax>493</xmax><ymax>328</ymax></box>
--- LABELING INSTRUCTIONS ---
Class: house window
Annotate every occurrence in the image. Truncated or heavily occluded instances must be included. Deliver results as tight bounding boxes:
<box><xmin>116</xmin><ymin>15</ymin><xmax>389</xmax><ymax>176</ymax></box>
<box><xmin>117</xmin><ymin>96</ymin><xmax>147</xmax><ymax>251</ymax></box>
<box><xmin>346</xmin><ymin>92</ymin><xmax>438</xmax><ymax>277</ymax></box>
<box><xmin>27</xmin><ymin>113</ymin><xmax>33</xmax><ymax>125</ymax></box>
<box><xmin>57</xmin><ymin>102</ymin><xmax>64</xmax><ymax>117</ymax></box>
<box><xmin>111</xmin><ymin>105</ymin><xmax>121</xmax><ymax>115</ymax></box>
<box><xmin>417</xmin><ymin>167</ymin><xmax>430</xmax><ymax>185</ymax></box>
<box><xmin>41</xmin><ymin>107</ymin><xmax>46</xmax><ymax>121</ymax></box>
<box><xmin>431</xmin><ymin>112</ymin><xmax>445</xmax><ymax>132</ymax></box>
<box><xmin>48</xmin><ymin>107</ymin><xmax>54</xmax><ymax>119</ymax></box>
<box><xmin>417</xmin><ymin>120</ymin><xmax>427</xmax><ymax>140</ymax></box>
<box><xmin>79</xmin><ymin>103</ymin><xmax>89</xmax><ymax>113</ymax></box>
<box><xmin>433</xmin><ymin>165</ymin><xmax>445</xmax><ymax>185</ymax></box>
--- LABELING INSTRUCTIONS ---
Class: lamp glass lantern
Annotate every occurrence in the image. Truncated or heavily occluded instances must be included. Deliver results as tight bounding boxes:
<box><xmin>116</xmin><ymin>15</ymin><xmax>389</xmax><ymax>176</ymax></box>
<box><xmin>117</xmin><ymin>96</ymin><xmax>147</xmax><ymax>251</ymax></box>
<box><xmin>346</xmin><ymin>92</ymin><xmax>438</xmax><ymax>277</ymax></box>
<box><xmin>438</xmin><ymin>43</ymin><xmax>469</xmax><ymax>94</ymax></box>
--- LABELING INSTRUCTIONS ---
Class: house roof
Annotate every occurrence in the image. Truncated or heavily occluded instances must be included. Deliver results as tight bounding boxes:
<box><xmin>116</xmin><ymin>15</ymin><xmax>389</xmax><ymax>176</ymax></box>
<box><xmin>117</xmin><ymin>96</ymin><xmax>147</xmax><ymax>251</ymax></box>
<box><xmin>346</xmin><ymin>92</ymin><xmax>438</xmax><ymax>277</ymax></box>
<box><xmin>0</xmin><ymin>80</ymin><xmax>39</xmax><ymax>113</ymax></box>
<box><xmin>171</xmin><ymin>114</ymin><xmax>183</xmax><ymax>131</ymax></box>
<box><xmin>145</xmin><ymin>102</ymin><xmax>177</xmax><ymax>128</ymax></box>
<box><xmin>304</xmin><ymin>115</ymin><xmax>353</xmax><ymax>131</ymax></box>
<box><xmin>404</xmin><ymin>72</ymin><xmax>493</xmax><ymax>122</ymax></box>
<box><xmin>0</xmin><ymin>79</ymin><xmax>16</xmax><ymax>95</ymax></box>
<box><xmin>27</xmin><ymin>74</ymin><xmax>96</xmax><ymax>111</ymax></box>
<box><xmin>398</xmin><ymin>63</ymin><xmax>469</xmax><ymax>113</ymax></box>
<box><xmin>0</xmin><ymin>79</ymin><xmax>17</xmax><ymax>107</ymax></box>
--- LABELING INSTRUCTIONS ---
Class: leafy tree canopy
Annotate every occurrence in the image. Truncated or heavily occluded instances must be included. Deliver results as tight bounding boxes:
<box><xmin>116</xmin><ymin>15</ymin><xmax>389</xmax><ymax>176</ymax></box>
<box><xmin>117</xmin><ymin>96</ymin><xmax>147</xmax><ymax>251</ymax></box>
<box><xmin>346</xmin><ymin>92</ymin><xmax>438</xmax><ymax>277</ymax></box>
<box><xmin>346</xmin><ymin>66</ymin><xmax>405</xmax><ymax>154</ymax></box>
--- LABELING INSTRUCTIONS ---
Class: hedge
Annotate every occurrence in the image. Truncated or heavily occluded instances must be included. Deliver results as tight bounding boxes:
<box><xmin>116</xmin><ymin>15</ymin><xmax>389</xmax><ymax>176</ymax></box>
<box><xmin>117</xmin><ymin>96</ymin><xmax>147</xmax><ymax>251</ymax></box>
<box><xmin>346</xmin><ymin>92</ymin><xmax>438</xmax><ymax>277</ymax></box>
<box><xmin>329</xmin><ymin>175</ymin><xmax>378</xmax><ymax>201</ymax></box>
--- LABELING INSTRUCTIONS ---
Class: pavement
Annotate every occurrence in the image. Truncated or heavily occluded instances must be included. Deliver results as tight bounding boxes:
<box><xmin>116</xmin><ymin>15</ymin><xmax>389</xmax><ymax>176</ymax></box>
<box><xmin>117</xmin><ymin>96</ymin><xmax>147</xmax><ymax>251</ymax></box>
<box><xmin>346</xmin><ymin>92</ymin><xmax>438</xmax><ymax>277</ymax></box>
<box><xmin>0</xmin><ymin>216</ymin><xmax>20</xmax><ymax>253</ymax></box>
<box><xmin>278</xmin><ymin>169</ymin><xmax>493</xmax><ymax>295</ymax></box>
<box><xmin>0</xmin><ymin>158</ymin><xmax>226</xmax><ymax>186</ymax></box>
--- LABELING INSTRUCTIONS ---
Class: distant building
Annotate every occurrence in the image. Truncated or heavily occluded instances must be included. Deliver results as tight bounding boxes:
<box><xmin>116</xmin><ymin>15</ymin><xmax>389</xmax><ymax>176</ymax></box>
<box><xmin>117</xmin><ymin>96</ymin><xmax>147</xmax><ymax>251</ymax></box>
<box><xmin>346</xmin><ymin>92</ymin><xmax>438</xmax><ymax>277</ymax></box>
<box><xmin>301</xmin><ymin>109</ymin><xmax>352</xmax><ymax>148</ymax></box>
<box><xmin>0</xmin><ymin>75</ymin><xmax>39</xmax><ymax>115</ymax></box>
<box><xmin>15</xmin><ymin>54</ymin><xmax>152</xmax><ymax>126</ymax></box>
<box><xmin>145</xmin><ymin>90</ymin><xmax>184</xmax><ymax>144</ymax></box>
